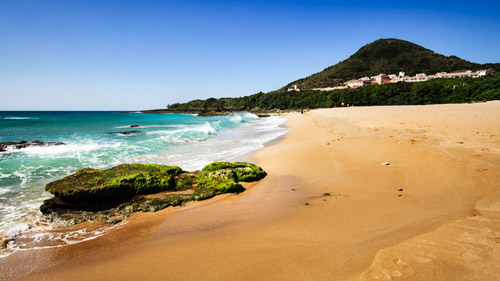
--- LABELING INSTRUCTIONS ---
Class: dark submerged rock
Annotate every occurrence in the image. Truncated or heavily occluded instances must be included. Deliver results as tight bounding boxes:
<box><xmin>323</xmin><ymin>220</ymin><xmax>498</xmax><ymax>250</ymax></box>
<box><xmin>0</xmin><ymin>141</ymin><xmax>65</xmax><ymax>152</ymax></box>
<box><xmin>115</xmin><ymin>131</ymin><xmax>142</xmax><ymax>136</ymax></box>
<box><xmin>129</xmin><ymin>125</ymin><xmax>140</xmax><ymax>128</ymax></box>
<box><xmin>41</xmin><ymin>162</ymin><xmax>267</xmax><ymax>225</ymax></box>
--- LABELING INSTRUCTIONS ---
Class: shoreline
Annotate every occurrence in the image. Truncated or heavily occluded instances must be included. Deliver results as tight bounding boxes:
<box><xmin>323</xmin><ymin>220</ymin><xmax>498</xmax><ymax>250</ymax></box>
<box><xmin>2</xmin><ymin>102</ymin><xmax>500</xmax><ymax>280</ymax></box>
<box><xmin>0</xmin><ymin>111</ymin><xmax>287</xmax><ymax>253</ymax></box>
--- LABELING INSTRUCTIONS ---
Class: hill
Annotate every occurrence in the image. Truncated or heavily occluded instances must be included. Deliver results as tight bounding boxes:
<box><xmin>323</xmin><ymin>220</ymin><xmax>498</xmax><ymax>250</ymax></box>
<box><xmin>161</xmin><ymin>38</ymin><xmax>500</xmax><ymax>113</ymax></box>
<box><xmin>286</xmin><ymin>38</ymin><xmax>491</xmax><ymax>89</ymax></box>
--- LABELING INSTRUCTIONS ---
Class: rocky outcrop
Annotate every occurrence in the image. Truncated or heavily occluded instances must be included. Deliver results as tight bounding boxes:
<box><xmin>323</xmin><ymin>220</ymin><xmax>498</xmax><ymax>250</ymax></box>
<box><xmin>116</xmin><ymin>131</ymin><xmax>142</xmax><ymax>135</ymax></box>
<box><xmin>0</xmin><ymin>140</ymin><xmax>65</xmax><ymax>152</ymax></box>
<box><xmin>41</xmin><ymin>162</ymin><xmax>267</xmax><ymax>225</ymax></box>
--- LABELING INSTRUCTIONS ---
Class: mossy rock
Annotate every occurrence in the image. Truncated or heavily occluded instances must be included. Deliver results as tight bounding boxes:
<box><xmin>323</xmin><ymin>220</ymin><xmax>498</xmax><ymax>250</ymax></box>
<box><xmin>202</xmin><ymin>162</ymin><xmax>267</xmax><ymax>182</ymax></box>
<box><xmin>175</xmin><ymin>173</ymin><xmax>199</xmax><ymax>190</ymax></box>
<box><xmin>42</xmin><ymin>162</ymin><xmax>267</xmax><ymax>222</ymax></box>
<box><xmin>202</xmin><ymin>162</ymin><xmax>234</xmax><ymax>171</ymax></box>
<box><xmin>122</xmin><ymin>194</ymin><xmax>193</xmax><ymax>213</ymax></box>
<box><xmin>196</xmin><ymin>169</ymin><xmax>237</xmax><ymax>188</ymax></box>
<box><xmin>232</xmin><ymin>162</ymin><xmax>267</xmax><ymax>182</ymax></box>
<box><xmin>192</xmin><ymin>182</ymin><xmax>244</xmax><ymax>201</ymax></box>
<box><xmin>46</xmin><ymin>164</ymin><xmax>182</xmax><ymax>201</ymax></box>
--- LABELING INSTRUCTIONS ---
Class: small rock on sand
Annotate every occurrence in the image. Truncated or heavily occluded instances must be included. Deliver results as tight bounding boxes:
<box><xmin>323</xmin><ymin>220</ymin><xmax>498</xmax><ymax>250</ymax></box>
<box><xmin>381</xmin><ymin>162</ymin><xmax>390</xmax><ymax>166</ymax></box>
<box><xmin>322</xmin><ymin>193</ymin><xmax>331</xmax><ymax>196</ymax></box>
<box><xmin>304</xmin><ymin>202</ymin><xmax>309</xmax><ymax>206</ymax></box>
<box><xmin>397</xmin><ymin>188</ymin><xmax>404</xmax><ymax>192</ymax></box>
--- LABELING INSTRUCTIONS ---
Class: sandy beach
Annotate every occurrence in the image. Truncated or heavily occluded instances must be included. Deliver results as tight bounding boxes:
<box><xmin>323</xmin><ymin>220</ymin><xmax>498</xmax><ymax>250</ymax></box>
<box><xmin>2</xmin><ymin>101</ymin><xmax>500</xmax><ymax>281</ymax></box>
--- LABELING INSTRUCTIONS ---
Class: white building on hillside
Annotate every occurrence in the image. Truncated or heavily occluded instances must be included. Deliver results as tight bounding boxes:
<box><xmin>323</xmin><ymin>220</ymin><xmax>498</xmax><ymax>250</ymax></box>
<box><xmin>287</xmin><ymin>84</ymin><xmax>300</xmax><ymax>92</ymax></box>
<box><xmin>346</xmin><ymin>79</ymin><xmax>371</xmax><ymax>88</ymax></box>
<box><xmin>435</xmin><ymin>70</ymin><xmax>488</xmax><ymax>79</ymax></box>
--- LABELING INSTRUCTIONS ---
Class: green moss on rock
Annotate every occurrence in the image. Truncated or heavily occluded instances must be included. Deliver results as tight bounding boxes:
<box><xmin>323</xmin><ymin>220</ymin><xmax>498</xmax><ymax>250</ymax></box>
<box><xmin>42</xmin><ymin>161</ymin><xmax>267</xmax><ymax>223</ymax></box>
<box><xmin>46</xmin><ymin>164</ymin><xmax>182</xmax><ymax>201</ymax></box>
<box><xmin>232</xmin><ymin>162</ymin><xmax>267</xmax><ymax>182</ymax></box>
<box><xmin>123</xmin><ymin>194</ymin><xmax>193</xmax><ymax>213</ymax></box>
<box><xmin>202</xmin><ymin>162</ymin><xmax>267</xmax><ymax>182</ymax></box>
<box><xmin>175</xmin><ymin>173</ymin><xmax>198</xmax><ymax>190</ymax></box>
<box><xmin>202</xmin><ymin>162</ymin><xmax>233</xmax><ymax>171</ymax></box>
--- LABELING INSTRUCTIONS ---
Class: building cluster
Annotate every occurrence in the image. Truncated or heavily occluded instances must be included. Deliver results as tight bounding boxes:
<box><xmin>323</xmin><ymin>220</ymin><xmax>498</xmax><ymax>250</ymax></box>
<box><xmin>288</xmin><ymin>69</ymin><xmax>489</xmax><ymax>92</ymax></box>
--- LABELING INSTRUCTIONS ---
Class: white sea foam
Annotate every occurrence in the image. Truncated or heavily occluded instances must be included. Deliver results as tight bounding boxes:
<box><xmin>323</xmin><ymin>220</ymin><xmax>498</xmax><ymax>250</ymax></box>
<box><xmin>150</xmin><ymin>115</ymin><xmax>288</xmax><ymax>171</ymax></box>
<box><xmin>147</xmin><ymin>122</ymin><xmax>216</xmax><ymax>136</ymax></box>
<box><xmin>114</xmin><ymin>124</ymin><xmax>185</xmax><ymax>129</ymax></box>
<box><xmin>16</xmin><ymin>141</ymin><xmax>121</xmax><ymax>156</ymax></box>
<box><xmin>1</xmin><ymin>117</ymin><xmax>38</xmax><ymax>120</ymax></box>
<box><xmin>0</xmin><ymin>217</ymin><xmax>125</xmax><ymax>259</ymax></box>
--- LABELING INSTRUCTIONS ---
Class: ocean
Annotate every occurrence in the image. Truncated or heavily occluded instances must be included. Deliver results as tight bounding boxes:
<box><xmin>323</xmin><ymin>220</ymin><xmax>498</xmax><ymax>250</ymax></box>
<box><xmin>0</xmin><ymin>111</ymin><xmax>287</xmax><ymax>256</ymax></box>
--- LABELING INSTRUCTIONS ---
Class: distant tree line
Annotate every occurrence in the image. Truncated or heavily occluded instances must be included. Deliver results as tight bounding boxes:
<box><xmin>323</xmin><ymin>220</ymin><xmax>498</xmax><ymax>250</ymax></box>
<box><xmin>167</xmin><ymin>74</ymin><xmax>500</xmax><ymax>112</ymax></box>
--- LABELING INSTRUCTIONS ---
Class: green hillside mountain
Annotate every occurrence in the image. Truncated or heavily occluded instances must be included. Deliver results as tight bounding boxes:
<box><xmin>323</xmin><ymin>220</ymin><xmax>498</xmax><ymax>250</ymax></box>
<box><xmin>287</xmin><ymin>38</ymin><xmax>491</xmax><ymax>89</ymax></box>
<box><xmin>159</xmin><ymin>38</ymin><xmax>500</xmax><ymax>114</ymax></box>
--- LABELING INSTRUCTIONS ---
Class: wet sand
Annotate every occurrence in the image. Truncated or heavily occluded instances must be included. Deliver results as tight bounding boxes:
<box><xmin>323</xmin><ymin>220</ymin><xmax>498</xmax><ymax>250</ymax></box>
<box><xmin>2</xmin><ymin>101</ymin><xmax>500</xmax><ymax>280</ymax></box>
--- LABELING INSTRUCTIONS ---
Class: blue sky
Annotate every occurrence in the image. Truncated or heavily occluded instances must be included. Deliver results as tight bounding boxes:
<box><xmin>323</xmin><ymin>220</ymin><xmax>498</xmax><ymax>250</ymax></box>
<box><xmin>1</xmin><ymin>0</ymin><xmax>499</xmax><ymax>110</ymax></box>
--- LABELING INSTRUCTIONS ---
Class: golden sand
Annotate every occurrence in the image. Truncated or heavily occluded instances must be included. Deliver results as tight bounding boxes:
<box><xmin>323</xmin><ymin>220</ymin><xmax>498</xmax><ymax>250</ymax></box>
<box><xmin>4</xmin><ymin>101</ymin><xmax>500</xmax><ymax>281</ymax></box>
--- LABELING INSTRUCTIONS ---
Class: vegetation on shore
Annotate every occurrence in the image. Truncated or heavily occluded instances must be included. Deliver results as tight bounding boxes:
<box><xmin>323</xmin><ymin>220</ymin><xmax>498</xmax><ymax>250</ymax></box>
<box><xmin>41</xmin><ymin>162</ymin><xmax>267</xmax><ymax>225</ymax></box>
<box><xmin>166</xmin><ymin>73</ymin><xmax>500</xmax><ymax>112</ymax></box>
<box><xmin>285</xmin><ymin>38</ymin><xmax>499</xmax><ymax>89</ymax></box>
<box><xmin>155</xmin><ymin>39</ymin><xmax>500</xmax><ymax>114</ymax></box>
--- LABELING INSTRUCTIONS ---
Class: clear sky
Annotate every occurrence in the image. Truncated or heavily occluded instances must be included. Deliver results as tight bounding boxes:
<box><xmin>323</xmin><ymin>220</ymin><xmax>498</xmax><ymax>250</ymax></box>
<box><xmin>1</xmin><ymin>0</ymin><xmax>499</xmax><ymax>110</ymax></box>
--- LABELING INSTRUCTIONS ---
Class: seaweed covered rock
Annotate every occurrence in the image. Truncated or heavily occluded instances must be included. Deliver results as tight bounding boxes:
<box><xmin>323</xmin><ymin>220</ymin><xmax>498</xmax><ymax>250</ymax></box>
<box><xmin>41</xmin><ymin>162</ymin><xmax>267</xmax><ymax>224</ymax></box>
<box><xmin>202</xmin><ymin>161</ymin><xmax>267</xmax><ymax>182</ymax></box>
<box><xmin>46</xmin><ymin>164</ymin><xmax>183</xmax><ymax>201</ymax></box>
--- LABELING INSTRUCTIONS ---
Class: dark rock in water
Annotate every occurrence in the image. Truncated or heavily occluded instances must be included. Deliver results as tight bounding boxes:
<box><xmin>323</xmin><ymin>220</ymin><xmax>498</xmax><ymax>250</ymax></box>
<box><xmin>129</xmin><ymin>125</ymin><xmax>140</xmax><ymax>128</ymax></box>
<box><xmin>41</xmin><ymin>162</ymin><xmax>267</xmax><ymax>225</ymax></box>
<box><xmin>0</xmin><ymin>140</ymin><xmax>65</xmax><ymax>152</ymax></box>
<box><xmin>115</xmin><ymin>130</ymin><xmax>142</xmax><ymax>136</ymax></box>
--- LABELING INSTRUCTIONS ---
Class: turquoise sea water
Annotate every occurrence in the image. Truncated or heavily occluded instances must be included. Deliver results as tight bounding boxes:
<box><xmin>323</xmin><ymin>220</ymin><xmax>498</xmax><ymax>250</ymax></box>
<box><xmin>0</xmin><ymin>111</ymin><xmax>287</xmax><ymax>253</ymax></box>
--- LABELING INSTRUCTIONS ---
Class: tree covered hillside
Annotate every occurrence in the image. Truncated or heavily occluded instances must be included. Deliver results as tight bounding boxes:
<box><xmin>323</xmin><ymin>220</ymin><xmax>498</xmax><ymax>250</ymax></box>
<box><xmin>154</xmin><ymin>38</ymin><xmax>500</xmax><ymax>114</ymax></box>
<box><xmin>164</xmin><ymin>74</ymin><xmax>500</xmax><ymax>112</ymax></box>
<box><xmin>286</xmin><ymin>38</ymin><xmax>494</xmax><ymax>89</ymax></box>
